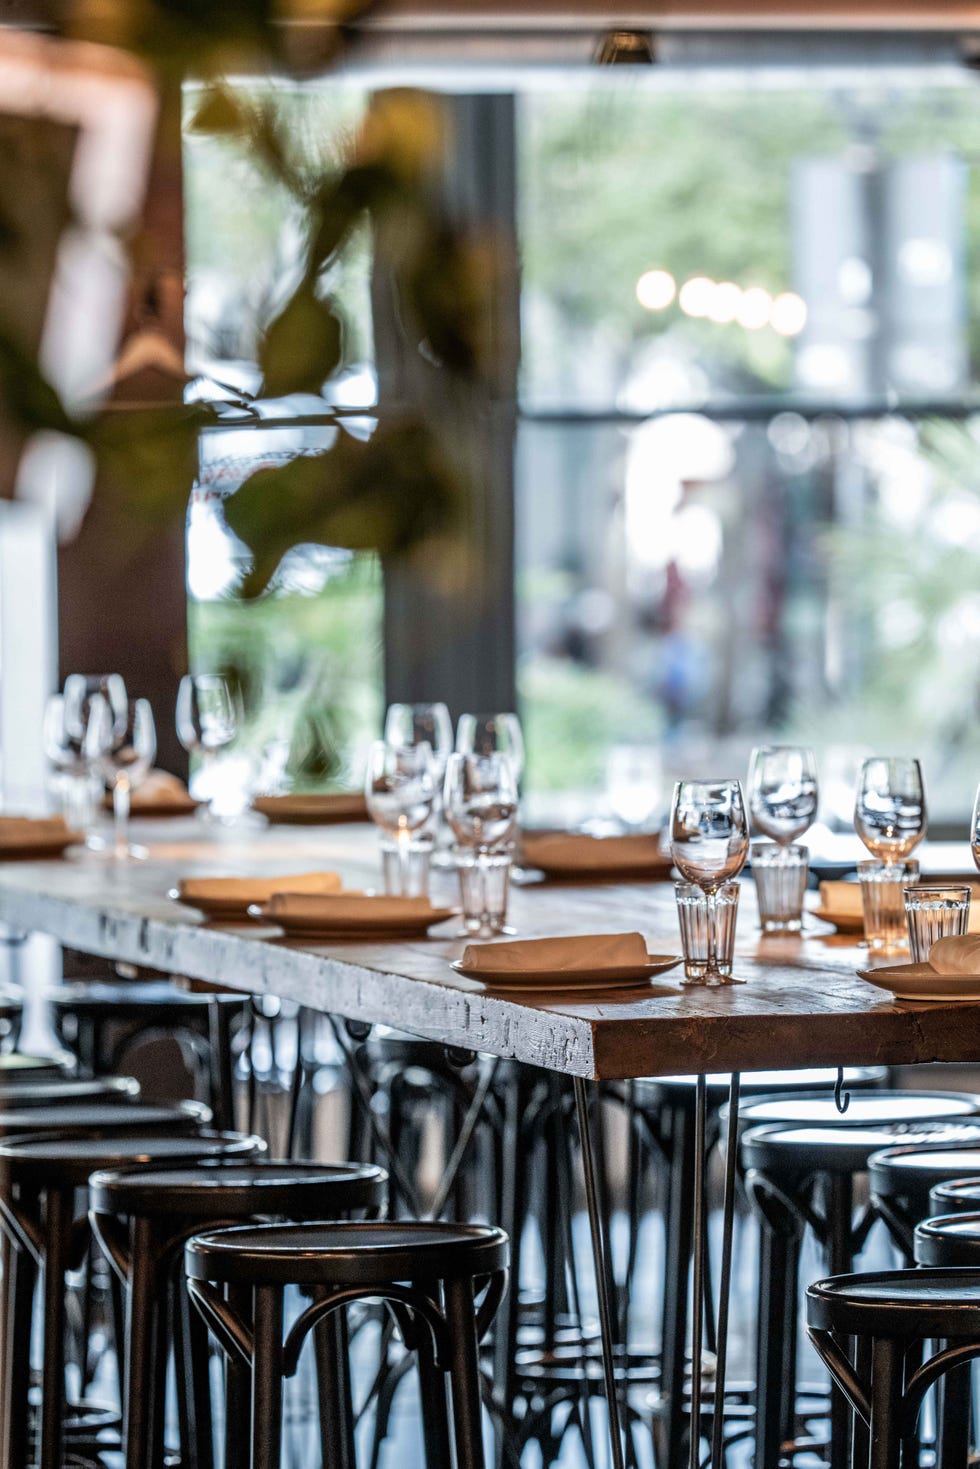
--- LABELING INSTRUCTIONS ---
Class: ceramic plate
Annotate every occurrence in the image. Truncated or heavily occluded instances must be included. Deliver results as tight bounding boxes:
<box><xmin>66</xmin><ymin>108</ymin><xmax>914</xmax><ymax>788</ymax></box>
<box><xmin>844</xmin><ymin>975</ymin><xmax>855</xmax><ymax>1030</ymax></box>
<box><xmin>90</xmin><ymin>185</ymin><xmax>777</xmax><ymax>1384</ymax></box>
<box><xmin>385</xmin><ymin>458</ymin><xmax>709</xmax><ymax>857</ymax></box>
<box><xmin>0</xmin><ymin>833</ymin><xmax>81</xmax><ymax>861</ymax></box>
<box><xmin>857</xmin><ymin>964</ymin><xmax>980</xmax><ymax>1003</ymax></box>
<box><xmin>451</xmin><ymin>954</ymin><xmax>682</xmax><ymax>988</ymax></box>
<box><xmin>812</xmin><ymin>908</ymin><xmax>864</xmax><ymax>934</ymax></box>
<box><xmin>250</xmin><ymin>901</ymin><xmax>457</xmax><ymax>937</ymax></box>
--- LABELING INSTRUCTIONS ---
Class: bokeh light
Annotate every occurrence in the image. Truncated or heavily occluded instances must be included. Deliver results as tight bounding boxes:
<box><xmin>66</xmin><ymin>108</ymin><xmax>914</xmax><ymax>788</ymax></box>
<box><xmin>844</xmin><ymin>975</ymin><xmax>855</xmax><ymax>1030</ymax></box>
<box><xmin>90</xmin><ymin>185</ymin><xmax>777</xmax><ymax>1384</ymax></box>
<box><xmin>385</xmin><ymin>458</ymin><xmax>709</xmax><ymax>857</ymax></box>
<box><xmin>636</xmin><ymin>268</ymin><xmax>676</xmax><ymax>311</ymax></box>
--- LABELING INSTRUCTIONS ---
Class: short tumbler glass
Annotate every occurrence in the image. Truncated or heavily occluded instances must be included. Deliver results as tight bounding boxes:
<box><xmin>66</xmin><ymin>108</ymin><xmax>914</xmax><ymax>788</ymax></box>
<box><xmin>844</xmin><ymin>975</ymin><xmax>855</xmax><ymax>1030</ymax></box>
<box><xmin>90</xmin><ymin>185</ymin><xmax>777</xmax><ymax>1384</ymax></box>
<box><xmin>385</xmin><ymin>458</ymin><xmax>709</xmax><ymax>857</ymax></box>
<box><xmin>674</xmin><ymin>881</ymin><xmax>741</xmax><ymax>985</ymax></box>
<box><xmin>904</xmin><ymin>885</ymin><xmax>971</xmax><ymax>964</ymax></box>
<box><xmin>858</xmin><ymin>859</ymin><xmax>920</xmax><ymax>953</ymax></box>
<box><xmin>455</xmin><ymin>847</ymin><xmax>512</xmax><ymax>937</ymax></box>
<box><xmin>752</xmin><ymin>842</ymin><xmax>809</xmax><ymax>933</ymax></box>
<box><xmin>380</xmin><ymin>834</ymin><xmax>433</xmax><ymax>898</ymax></box>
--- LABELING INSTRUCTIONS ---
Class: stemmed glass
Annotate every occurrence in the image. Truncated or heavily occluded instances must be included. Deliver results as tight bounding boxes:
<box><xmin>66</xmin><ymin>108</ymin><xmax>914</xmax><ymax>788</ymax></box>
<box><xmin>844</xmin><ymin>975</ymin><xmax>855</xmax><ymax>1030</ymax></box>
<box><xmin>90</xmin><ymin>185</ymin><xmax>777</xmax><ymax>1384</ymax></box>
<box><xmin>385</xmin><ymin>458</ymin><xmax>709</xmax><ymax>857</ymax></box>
<box><xmin>85</xmin><ymin>696</ymin><xmax>156</xmax><ymax>859</ymax></box>
<box><xmin>384</xmin><ymin>704</ymin><xmax>454</xmax><ymax>774</ymax></box>
<box><xmin>455</xmin><ymin>713</ymin><xmax>525</xmax><ymax>783</ymax></box>
<box><xmin>364</xmin><ymin>741</ymin><xmax>438</xmax><ymax>893</ymax></box>
<box><xmin>969</xmin><ymin>784</ymin><xmax>980</xmax><ymax>875</ymax></box>
<box><xmin>176</xmin><ymin>675</ymin><xmax>238</xmax><ymax>819</ymax></box>
<box><xmin>444</xmin><ymin>752</ymin><xmax>519</xmax><ymax>935</ymax></box>
<box><xmin>43</xmin><ymin>695</ymin><xmax>96</xmax><ymax>833</ymax></box>
<box><xmin>854</xmin><ymin>758</ymin><xmax>927</xmax><ymax>859</ymax></box>
<box><xmin>670</xmin><ymin>779</ymin><xmax>750</xmax><ymax>983</ymax></box>
<box><xmin>63</xmin><ymin>674</ymin><xmax>128</xmax><ymax>746</ymax></box>
<box><xmin>606</xmin><ymin>744</ymin><xmax>662</xmax><ymax>831</ymax></box>
<box><xmin>748</xmin><ymin>746</ymin><xmax>818</xmax><ymax>844</ymax></box>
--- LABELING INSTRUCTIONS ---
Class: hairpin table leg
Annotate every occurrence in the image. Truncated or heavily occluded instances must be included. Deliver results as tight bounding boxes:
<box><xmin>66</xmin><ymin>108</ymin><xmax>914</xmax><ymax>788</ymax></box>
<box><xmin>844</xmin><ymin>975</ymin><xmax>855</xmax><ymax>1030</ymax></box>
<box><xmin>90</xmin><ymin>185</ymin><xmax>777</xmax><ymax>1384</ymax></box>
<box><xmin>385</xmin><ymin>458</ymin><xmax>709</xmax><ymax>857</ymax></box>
<box><xmin>710</xmin><ymin>1074</ymin><xmax>741</xmax><ymax>1469</ymax></box>
<box><xmin>573</xmin><ymin>1076</ymin><xmax>626</xmax><ymax>1469</ymax></box>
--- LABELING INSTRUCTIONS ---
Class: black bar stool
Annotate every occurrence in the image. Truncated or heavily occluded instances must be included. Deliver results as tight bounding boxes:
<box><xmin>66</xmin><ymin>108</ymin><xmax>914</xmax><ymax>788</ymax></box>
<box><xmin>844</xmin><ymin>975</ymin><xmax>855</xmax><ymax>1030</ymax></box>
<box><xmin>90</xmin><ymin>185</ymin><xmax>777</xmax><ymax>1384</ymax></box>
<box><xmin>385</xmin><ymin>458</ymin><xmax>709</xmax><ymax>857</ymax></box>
<box><xmin>914</xmin><ymin>1213</ymin><xmax>980</xmax><ymax>1469</ymax></box>
<box><xmin>0</xmin><ymin>1122</ymin><xmax>262</xmax><ymax>1469</ymax></box>
<box><xmin>186</xmin><ymin>1219</ymin><xmax>510</xmax><ymax>1469</ymax></box>
<box><xmin>89</xmin><ymin>1159</ymin><xmax>388</xmax><ymax>1469</ymax></box>
<box><xmin>807</xmin><ymin>1268</ymin><xmax>980</xmax><ymax>1469</ymax></box>
<box><xmin>741</xmin><ymin>1099</ymin><xmax>980</xmax><ymax>1469</ymax></box>
<box><xmin>0</xmin><ymin>1053</ymin><xmax>74</xmax><ymax>1086</ymax></box>
<box><xmin>628</xmin><ymin>1067</ymin><xmax>885</xmax><ymax>1469</ymax></box>
<box><xmin>930</xmin><ymin>1178</ymin><xmax>980</xmax><ymax>1216</ymax></box>
<box><xmin>0</xmin><ymin>1075</ymin><xmax>140</xmax><ymax>1109</ymax></box>
<box><xmin>870</xmin><ymin>1141</ymin><xmax>980</xmax><ymax>1257</ymax></box>
<box><xmin>50</xmin><ymin>981</ymin><xmax>248</xmax><ymax>1129</ymax></box>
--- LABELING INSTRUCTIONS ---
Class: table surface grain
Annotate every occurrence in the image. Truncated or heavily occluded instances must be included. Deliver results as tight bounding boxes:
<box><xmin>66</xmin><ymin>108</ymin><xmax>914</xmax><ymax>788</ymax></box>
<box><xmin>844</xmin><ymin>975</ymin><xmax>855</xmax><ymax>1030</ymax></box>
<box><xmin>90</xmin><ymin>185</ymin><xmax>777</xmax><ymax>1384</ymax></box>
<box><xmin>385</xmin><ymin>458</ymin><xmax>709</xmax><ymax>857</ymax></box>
<box><xmin>0</xmin><ymin>820</ymin><xmax>977</xmax><ymax>1080</ymax></box>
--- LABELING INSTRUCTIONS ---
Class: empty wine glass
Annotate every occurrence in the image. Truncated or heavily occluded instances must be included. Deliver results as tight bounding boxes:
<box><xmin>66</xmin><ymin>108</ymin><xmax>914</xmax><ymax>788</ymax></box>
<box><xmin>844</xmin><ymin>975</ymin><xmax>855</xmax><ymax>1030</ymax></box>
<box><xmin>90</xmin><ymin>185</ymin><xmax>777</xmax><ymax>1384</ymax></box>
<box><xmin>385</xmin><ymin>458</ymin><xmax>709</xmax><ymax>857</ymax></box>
<box><xmin>365</xmin><ymin>741</ymin><xmax>437</xmax><ymax>892</ymax></box>
<box><xmin>670</xmin><ymin>779</ymin><xmax>750</xmax><ymax>983</ymax></box>
<box><xmin>176</xmin><ymin>675</ymin><xmax>238</xmax><ymax>818</ymax></box>
<box><xmin>444</xmin><ymin>753</ymin><xmax>519</xmax><ymax>852</ymax></box>
<box><xmin>456</xmin><ymin>713</ymin><xmax>525</xmax><ymax>783</ymax></box>
<box><xmin>63</xmin><ymin>673</ymin><xmax>128</xmax><ymax>744</ymax></box>
<box><xmin>854</xmin><ymin>757</ymin><xmax>927</xmax><ymax>860</ymax></box>
<box><xmin>85</xmin><ymin>696</ymin><xmax>156</xmax><ymax>859</ymax></box>
<box><xmin>748</xmin><ymin>746</ymin><xmax>818</xmax><ymax>844</ymax></box>
<box><xmin>384</xmin><ymin>704</ymin><xmax>454</xmax><ymax>774</ymax></box>
<box><xmin>606</xmin><ymin>744</ymin><xmax>662</xmax><ymax>830</ymax></box>
<box><xmin>43</xmin><ymin>695</ymin><xmax>95</xmax><ymax>831</ymax></box>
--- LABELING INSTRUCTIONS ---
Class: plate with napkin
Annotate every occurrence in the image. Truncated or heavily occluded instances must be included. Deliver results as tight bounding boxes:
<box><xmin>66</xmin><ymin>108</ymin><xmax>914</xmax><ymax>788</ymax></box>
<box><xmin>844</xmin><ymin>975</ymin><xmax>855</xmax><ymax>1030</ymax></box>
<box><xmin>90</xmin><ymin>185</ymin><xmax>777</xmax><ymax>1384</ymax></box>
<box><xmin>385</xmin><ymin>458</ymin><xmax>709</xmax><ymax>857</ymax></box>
<box><xmin>104</xmin><ymin>770</ymin><xmax>198</xmax><ymax>818</ymax></box>
<box><xmin>519</xmin><ymin>831</ymin><xmax>674</xmax><ymax>882</ymax></box>
<box><xmin>172</xmin><ymin>872</ymin><xmax>344</xmax><ymax>921</ymax></box>
<box><xmin>859</xmin><ymin>935</ymin><xmax>980</xmax><ymax>1001</ymax></box>
<box><xmin>452</xmin><ymin>932</ymin><xmax>681</xmax><ymax>988</ymax></box>
<box><xmin>252</xmin><ymin>793</ymin><xmax>370</xmax><ymax>826</ymax></box>
<box><xmin>250</xmin><ymin>892</ymin><xmax>456</xmax><ymax>939</ymax></box>
<box><xmin>812</xmin><ymin>881</ymin><xmax>865</xmax><ymax>933</ymax></box>
<box><xmin>0</xmin><ymin>815</ymin><xmax>81</xmax><ymax>861</ymax></box>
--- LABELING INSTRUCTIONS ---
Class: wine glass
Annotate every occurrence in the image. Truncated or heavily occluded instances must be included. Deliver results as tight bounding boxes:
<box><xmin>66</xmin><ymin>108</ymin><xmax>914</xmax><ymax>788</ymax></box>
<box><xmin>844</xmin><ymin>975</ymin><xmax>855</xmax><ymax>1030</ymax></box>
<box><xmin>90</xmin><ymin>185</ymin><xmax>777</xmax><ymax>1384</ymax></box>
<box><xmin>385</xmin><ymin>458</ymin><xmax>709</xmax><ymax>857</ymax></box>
<box><xmin>384</xmin><ymin>704</ymin><xmax>454</xmax><ymax>774</ymax></box>
<box><xmin>970</xmin><ymin>784</ymin><xmax>980</xmax><ymax>874</ymax></box>
<box><xmin>854</xmin><ymin>758</ymin><xmax>926</xmax><ymax>860</ymax></box>
<box><xmin>606</xmin><ymin>744</ymin><xmax>662</xmax><ymax>831</ymax></box>
<box><xmin>670</xmin><ymin>779</ymin><xmax>750</xmax><ymax>983</ymax></box>
<box><xmin>63</xmin><ymin>674</ymin><xmax>128</xmax><ymax>744</ymax></box>
<box><xmin>365</xmin><ymin>741</ymin><xmax>437</xmax><ymax>892</ymax></box>
<box><xmin>748</xmin><ymin>745</ymin><xmax>818</xmax><ymax>844</ymax></box>
<box><xmin>444</xmin><ymin>753</ymin><xmax>519</xmax><ymax>852</ymax></box>
<box><xmin>43</xmin><ymin>695</ymin><xmax>100</xmax><ymax>836</ymax></box>
<box><xmin>455</xmin><ymin>713</ymin><xmax>525</xmax><ymax>784</ymax></box>
<box><xmin>85</xmin><ymin>696</ymin><xmax>156</xmax><ymax>859</ymax></box>
<box><xmin>176</xmin><ymin>675</ymin><xmax>238</xmax><ymax>818</ymax></box>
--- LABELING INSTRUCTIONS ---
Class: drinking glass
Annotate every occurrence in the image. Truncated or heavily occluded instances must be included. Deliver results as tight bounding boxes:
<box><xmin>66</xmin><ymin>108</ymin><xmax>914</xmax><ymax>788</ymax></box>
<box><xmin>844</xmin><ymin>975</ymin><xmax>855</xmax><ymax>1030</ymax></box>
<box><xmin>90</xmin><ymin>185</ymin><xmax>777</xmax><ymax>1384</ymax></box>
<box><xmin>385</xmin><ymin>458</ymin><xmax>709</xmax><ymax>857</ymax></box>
<box><xmin>748</xmin><ymin>745</ymin><xmax>818</xmax><ymax>844</ymax></box>
<box><xmin>454</xmin><ymin>847</ymin><xmax>513</xmax><ymax>937</ymax></box>
<box><xmin>85</xmin><ymin>696</ymin><xmax>156</xmax><ymax>859</ymax></box>
<box><xmin>859</xmin><ymin>859</ymin><xmax>920</xmax><ymax>953</ymax></box>
<box><xmin>43</xmin><ymin>695</ymin><xmax>98</xmax><ymax>833</ymax></box>
<box><xmin>445</xmin><ymin>753</ymin><xmax>519</xmax><ymax>935</ymax></box>
<box><xmin>455</xmin><ymin>713</ymin><xmax>525</xmax><ymax>783</ymax></box>
<box><xmin>904</xmin><ymin>885</ymin><xmax>971</xmax><ymax>964</ymax></box>
<box><xmin>605</xmin><ymin>744</ymin><xmax>662</xmax><ymax>830</ymax></box>
<box><xmin>969</xmin><ymin>782</ymin><xmax>980</xmax><ymax>875</ymax></box>
<box><xmin>675</xmin><ymin>881</ymin><xmax>741</xmax><ymax>983</ymax></box>
<box><xmin>854</xmin><ymin>757</ymin><xmax>927</xmax><ymax>860</ymax></box>
<box><xmin>176</xmin><ymin>674</ymin><xmax>238</xmax><ymax>817</ymax></box>
<box><xmin>751</xmin><ymin>843</ymin><xmax>809</xmax><ymax>934</ymax></box>
<box><xmin>365</xmin><ymin>741</ymin><xmax>437</xmax><ymax>892</ymax></box>
<box><xmin>669</xmin><ymin>779</ymin><xmax>750</xmax><ymax>984</ymax></box>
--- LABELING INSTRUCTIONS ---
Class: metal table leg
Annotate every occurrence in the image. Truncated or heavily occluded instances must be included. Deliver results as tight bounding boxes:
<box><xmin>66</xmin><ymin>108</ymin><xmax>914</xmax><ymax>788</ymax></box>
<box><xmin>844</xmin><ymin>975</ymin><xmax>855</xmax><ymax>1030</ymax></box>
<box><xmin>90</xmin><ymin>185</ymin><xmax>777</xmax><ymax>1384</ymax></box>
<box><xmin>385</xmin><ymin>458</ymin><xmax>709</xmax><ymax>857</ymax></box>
<box><xmin>710</xmin><ymin>1074</ymin><xmax>741</xmax><ymax>1469</ymax></box>
<box><xmin>573</xmin><ymin>1077</ymin><xmax>626</xmax><ymax>1469</ymax></box>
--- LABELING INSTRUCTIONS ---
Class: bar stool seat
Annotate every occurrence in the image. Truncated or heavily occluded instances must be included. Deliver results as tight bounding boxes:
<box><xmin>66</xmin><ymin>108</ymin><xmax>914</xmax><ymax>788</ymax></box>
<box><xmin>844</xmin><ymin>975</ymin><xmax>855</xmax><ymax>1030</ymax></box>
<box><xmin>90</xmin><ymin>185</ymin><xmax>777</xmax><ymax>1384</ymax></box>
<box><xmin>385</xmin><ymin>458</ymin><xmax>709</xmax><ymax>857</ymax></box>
<box><xmin>744</xmin><ymin>1121</ymin><xmax>980</xmax><ymax>1179</ymax></box>
<box><xmin>90</xmin><ymin>1160</ymin><xmax>388</xmax><ymax>1469</ymax></box>
<box><xmin>0</xmin><ymin>1052</ymin><xmax>74</xmax><ymax>1082</ymax></box>
<box><xmin>807</xmin><ymin>1269</ymin><xmax>980</xmax><ymax>1469</ymax></box>
<box><xmin>869</xmin><ymin>1141</ymin><xmax>980</xmax><ymax>1255</ymax></box>
<box><xmin>915</xmin><ymin>1213</ymin><xmax>980</xmax><ymax>1267</ymax></box>
<box><xmin>0</xmin><ymin>1075</ymin><xmax>139</xmax><ymax>1109</ymax></box>
<box><xmin>0</xmin><ymin>1124</ymin><xmax>262</xmax><ymax>1469</ymax></box>
<box><xmin>0</xmin><ymin>1097</ymin><xmax>210</xmax><ymax>1139</ymax></box>
<box><xmin>734</xmin><ymin>1088</ymin><xmax>980</xmax><ymax>1131</ymax></box>
<box><xmin>931</xmin><ymin>1178</ymin><xmax>980</xmax><ymax>1216</ymax></box>
<box><xmin>186</xmin><ymin>1220</ymin><xmax>509</xmax><ymax>1469</ymax></box>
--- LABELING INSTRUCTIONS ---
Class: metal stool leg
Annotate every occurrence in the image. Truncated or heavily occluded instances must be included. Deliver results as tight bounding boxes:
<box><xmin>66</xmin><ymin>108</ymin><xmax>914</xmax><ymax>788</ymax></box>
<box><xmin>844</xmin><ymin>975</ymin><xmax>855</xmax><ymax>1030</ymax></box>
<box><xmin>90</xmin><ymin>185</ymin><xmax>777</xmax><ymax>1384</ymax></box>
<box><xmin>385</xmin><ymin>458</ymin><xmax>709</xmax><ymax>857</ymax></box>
<box><xmin>249</xmin><ymin>1285</ymin><xmax>284</xmax><ymax>1469</ymax></box>
<box><xmin>312</xmin><ymin>1297</ymin><xmax>356</xmax><ymax>1469</ymax></box>
<box><xmin>444</xmin><ymin>1276</ymin><xmax>486</xmax><ymax>1469</ymax></box>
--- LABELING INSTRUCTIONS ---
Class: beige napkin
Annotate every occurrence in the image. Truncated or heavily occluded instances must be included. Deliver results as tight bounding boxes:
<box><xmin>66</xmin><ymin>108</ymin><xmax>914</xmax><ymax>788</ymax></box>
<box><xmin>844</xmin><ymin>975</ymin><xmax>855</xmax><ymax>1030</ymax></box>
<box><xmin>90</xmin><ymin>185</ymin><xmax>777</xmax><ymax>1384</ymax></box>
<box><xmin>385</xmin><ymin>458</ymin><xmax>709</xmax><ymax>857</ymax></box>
<box><xmin>461</xmin><ymin>932</ymin><xmax>650</xmax><ymax>975</ymax></box>
<box><xmin>818</xmin><ymin>881</ymin><xmax>864</xmax><ymax>916</ymax></box>
<box><xmin>927</xmin><ymin>934</ymin><xmax>980</xmax><ymax>975</ymax></box>
<box><xmin>179</xmin><ymin>872</ymin><xmax>343</xmax><ymax>905</ymax></box>
<box><xmin>130</xmin><ymin>771</ymin><xmax>195</xmax><ymax>810</ymax></box>
<box><xmin>0</xmin><ymin>815</ymin><xmax>71</xmax><ymax>848</ymax></box>
<box><xmin>262</xmin><ymin>892</ymin><xmax>436</xmax><ymax>924</ymax></box>
<box><xmin>521</xmin><ymin>831</ymin><xmax>668</xmax><ymax>873</ymax></box>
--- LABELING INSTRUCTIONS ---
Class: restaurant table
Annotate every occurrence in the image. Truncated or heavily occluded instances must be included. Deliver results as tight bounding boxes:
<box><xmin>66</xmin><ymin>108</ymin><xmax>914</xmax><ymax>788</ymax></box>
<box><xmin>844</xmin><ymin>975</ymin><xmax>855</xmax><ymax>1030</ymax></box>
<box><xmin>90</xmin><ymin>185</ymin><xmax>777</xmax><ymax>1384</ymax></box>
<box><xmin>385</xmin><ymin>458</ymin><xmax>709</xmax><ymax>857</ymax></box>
<box><xmin>1</xmin><ymin>820</ymin><xmax>978</xmax><ymax>1469</ymax></box>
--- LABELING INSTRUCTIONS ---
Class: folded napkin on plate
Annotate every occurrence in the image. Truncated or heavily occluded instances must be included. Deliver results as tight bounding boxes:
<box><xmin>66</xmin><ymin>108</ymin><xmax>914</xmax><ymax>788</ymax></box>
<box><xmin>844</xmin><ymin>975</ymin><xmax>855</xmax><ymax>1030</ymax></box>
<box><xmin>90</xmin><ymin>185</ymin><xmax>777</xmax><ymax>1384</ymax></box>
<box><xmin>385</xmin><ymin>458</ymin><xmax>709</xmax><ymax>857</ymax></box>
<box><xmin>0</xmin><ymin>815</ymin><xmax>70</xmax><ymax>847</ymax></box>
<box><xmin>262</xmin><ymin>892</ymin><xmax>433</xmax><ymax>922</ymax></box>
<box><xmin>253</xmin><ymin>793</ymin><xmax>369</xmax><ymax>822</ymax></box>
<box><xmin>521</xmin><ymin>831</ymin><xmax>667</xmax><ymax>871</ymax></box>
<box><xmin>927</xmin><ymin>934</ymin><xmax>980</xmax><ymax>975</ymax></box>
<box><xmin>180</xmin><ymin>872</ymin><xmax>343</xmax><ymax>904</ymax></box>
<box><xmin>818</xmin><ymin>881</ymin><xmax>864</xmax><ymax>915</ymax></box>
<box><xmin>462</xmin><ymin>932</ymin><xmax>650</xmax><ymax>975</ymax></box>
<box><xmin>130</xmin><ymin>771</ymin><xmax>194</xmax><ymax>810</ymax></box>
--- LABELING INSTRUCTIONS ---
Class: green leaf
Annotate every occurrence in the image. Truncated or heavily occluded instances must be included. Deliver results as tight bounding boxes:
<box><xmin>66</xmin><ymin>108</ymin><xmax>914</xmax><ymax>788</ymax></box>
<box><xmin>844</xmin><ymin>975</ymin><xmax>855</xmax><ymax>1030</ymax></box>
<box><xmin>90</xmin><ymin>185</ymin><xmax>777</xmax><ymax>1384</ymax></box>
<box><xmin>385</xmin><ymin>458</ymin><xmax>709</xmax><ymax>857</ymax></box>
<box><xmin>224</xmin><ymin>419</ymin><xmax>462</xmax><ymax>597</ymax></box>
<box><xmin>259</xmin><ymin>285</ymin><xmax>342</xmax><ymax>398</ymax></box>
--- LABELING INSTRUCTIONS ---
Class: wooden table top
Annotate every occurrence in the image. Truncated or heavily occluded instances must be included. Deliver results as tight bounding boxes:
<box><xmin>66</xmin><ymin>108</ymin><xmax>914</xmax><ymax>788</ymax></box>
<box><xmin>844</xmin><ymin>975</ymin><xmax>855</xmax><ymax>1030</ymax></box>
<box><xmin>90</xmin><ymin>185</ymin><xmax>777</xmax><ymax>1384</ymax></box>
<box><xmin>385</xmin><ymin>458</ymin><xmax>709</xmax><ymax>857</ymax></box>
<box><xmin>0</xmin><ymin>820</ymin><xmax>977</xmax><ymax>1080</ymax></box>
